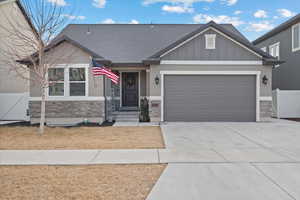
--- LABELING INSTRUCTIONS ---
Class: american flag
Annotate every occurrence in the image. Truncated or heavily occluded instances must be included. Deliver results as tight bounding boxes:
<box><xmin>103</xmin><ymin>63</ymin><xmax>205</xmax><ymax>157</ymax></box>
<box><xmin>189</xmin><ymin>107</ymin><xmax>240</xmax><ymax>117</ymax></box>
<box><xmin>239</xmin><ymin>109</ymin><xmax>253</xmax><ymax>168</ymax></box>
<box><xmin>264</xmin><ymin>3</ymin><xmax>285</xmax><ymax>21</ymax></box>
<box><xmin>92</xmin><ymin>59</ymin><xmax>119</xmax><ymax>84</ymax></box>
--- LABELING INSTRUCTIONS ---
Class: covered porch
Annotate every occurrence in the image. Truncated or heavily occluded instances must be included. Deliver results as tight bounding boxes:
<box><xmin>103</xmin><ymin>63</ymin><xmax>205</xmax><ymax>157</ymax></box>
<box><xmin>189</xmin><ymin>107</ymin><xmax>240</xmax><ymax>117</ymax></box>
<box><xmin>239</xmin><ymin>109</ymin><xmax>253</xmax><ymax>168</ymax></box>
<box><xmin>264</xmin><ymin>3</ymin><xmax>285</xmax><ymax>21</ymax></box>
<box><xmin>104</xmin><ymin>66</ymin><xmax>150</xmax><ymax>122</ymax></box>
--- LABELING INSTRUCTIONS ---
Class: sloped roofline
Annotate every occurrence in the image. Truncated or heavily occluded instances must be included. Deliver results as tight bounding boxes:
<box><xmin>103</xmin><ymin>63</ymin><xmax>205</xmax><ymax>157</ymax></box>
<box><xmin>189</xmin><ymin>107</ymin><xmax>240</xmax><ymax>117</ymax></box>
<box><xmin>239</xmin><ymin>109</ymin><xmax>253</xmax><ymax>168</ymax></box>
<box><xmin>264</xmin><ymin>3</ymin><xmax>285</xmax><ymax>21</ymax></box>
<box><xmin>148</xmin><ymin>21</ymin><xmax>274</xmax><ymax>61</ymax></box>
<box><xmin>253</xmin><ymin>13</ymin><xmax>300</xmax><ymax>45</ymax></box>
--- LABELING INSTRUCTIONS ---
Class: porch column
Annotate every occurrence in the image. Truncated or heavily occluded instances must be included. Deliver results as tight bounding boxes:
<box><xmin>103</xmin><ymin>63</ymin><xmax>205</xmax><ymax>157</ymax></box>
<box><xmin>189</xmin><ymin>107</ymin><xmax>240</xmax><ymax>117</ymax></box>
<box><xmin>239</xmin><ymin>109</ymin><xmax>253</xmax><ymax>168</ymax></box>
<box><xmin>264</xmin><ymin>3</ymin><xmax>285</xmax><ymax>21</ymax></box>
<box><xmin>146</xmin><ymin>69</ymin><xmax>150</xmax><ymax>98</ymax></box>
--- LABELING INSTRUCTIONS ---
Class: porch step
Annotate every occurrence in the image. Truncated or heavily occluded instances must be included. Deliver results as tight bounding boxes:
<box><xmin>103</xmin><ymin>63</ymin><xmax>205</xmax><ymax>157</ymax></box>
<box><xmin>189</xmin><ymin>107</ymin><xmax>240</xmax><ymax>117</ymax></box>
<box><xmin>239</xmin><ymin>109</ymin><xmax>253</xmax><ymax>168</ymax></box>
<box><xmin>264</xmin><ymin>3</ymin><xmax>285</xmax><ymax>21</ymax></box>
<box><xmin>112</xmin><ymin>111</ymin><xmax>139</xmax><ymax>122</ymax></box>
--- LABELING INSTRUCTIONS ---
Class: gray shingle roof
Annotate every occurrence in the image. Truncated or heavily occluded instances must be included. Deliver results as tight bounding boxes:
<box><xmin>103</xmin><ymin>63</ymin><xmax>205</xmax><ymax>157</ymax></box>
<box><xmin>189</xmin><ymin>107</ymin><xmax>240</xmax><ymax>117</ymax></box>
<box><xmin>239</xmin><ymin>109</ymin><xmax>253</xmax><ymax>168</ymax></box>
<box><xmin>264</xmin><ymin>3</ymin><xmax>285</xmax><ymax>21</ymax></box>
<box><xmin>59</xmin><ymin>24</ymin><xmax>249</xmax><ymax>63</ymax></box>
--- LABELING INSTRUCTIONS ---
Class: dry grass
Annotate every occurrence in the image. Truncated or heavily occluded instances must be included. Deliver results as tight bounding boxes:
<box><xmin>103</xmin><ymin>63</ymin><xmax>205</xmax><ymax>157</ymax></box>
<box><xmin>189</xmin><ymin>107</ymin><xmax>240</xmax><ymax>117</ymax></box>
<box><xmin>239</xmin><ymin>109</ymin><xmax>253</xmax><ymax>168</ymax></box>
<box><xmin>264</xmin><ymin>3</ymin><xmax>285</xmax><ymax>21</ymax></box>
<box><xmin>0</xmin><ymin>126</ymin><xmax>165</xmax><ymax>150</ymax></box>
<box><xmin>0</xmin><ymin>164</ymin><xmax>166</xmax><ymax>200</ymax></box>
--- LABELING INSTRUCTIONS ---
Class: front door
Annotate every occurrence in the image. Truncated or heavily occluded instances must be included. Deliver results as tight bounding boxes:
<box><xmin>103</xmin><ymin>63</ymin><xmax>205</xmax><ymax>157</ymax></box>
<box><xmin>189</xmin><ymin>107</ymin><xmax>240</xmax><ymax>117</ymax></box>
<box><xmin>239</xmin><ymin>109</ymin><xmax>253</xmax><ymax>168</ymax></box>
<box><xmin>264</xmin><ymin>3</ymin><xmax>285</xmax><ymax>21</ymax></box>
<box><xmin>122</xmin><ymin>72</ymin><xmax>139</xmax><ymax>107</ymax></box>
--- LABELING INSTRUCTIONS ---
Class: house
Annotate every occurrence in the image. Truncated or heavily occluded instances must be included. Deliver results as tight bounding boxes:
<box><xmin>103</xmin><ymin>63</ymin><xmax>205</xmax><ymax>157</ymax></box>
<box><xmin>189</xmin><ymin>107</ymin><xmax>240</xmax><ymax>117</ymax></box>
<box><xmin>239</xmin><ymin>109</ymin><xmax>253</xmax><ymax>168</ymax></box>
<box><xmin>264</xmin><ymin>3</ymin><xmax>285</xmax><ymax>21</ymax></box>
<box><xmin>253</xmin><ymin>14</ymin><xmax>300</xmax><ymax>90</ymax></box>
<box><xmin>28</xmin><ymin>21</ymin><xmax>279</xmax><ymax>124</ymax></box>
<box><xmin>0</xmin><ymin>0</ymin><xmax>36</xmax><ymax>121</ymax></box>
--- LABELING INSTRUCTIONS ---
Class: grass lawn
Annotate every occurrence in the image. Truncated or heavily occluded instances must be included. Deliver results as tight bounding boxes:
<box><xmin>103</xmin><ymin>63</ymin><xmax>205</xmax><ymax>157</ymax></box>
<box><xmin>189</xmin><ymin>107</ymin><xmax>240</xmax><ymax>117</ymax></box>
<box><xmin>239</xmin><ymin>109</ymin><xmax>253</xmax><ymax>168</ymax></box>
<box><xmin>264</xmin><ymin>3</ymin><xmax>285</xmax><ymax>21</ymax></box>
<box><xmin>0</xmin><ymin>126</ymin><xmax>165</xmax><ymax>150</ymax></box>
<box><xmin>0</xmin><ymin>164</ymin><xmax>166</xmax><ymax>200</ymax></box>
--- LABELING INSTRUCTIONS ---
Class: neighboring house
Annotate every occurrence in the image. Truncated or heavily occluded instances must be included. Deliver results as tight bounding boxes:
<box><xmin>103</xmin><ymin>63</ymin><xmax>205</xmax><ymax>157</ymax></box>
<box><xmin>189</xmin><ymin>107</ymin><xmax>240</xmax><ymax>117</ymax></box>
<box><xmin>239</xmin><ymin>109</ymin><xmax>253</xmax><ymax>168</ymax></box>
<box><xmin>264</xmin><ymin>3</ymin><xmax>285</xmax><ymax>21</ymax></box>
<box><xmin>29</xmin><ymin>21</ymin><xmax>278</xmax><ymax>124</ymax></box>
<box><xmin>253</xmin><ymin>14</ymin><xmax>300</xmax><ymax>90</ymax></box>
<box><xmin>0</xmin><ymin>0</ymin><xmax>36</xmax><ymax>121</ymax></box>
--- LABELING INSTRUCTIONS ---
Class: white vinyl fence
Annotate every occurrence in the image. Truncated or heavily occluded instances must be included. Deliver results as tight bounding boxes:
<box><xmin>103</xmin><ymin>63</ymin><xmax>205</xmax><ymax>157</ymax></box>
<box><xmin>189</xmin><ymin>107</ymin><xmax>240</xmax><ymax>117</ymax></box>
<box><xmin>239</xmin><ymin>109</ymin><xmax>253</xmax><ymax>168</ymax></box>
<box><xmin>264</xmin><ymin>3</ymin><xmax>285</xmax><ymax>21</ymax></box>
<box><xmin>272</xmin><ymin>89</ymin><xmax>300</xmax><ymax>118</ymax></box>
<box><xmin>0</xmin><ymin>93</ymin><xmax>29</xmax><ymax>121</ymax></box>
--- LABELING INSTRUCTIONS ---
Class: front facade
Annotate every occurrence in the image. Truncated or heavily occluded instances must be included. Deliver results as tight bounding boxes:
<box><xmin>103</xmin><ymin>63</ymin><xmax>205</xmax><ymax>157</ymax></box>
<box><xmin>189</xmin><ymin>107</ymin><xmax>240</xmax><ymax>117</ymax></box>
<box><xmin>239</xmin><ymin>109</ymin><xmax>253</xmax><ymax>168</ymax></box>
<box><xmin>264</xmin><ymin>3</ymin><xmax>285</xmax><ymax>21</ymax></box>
<box><xmin>253</xmin><ymin>14</ymin><xmax>300</xmax><ymax>90</ymax></box>
<box><xmin>29</xmin><ymin>22</ymin><xmax>277</xmax><ymax>124</ymax></box>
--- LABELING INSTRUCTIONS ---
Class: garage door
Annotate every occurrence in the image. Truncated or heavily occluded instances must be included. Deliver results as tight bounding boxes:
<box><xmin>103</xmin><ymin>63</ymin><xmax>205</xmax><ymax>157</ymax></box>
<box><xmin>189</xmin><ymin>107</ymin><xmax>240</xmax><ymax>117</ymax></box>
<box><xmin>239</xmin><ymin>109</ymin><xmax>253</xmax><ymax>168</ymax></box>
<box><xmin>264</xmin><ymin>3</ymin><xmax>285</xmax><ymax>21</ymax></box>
<box><xmin>164</xmin><ymin>75</ymin><xmax>256</xmax><ymax>122</ymax></box>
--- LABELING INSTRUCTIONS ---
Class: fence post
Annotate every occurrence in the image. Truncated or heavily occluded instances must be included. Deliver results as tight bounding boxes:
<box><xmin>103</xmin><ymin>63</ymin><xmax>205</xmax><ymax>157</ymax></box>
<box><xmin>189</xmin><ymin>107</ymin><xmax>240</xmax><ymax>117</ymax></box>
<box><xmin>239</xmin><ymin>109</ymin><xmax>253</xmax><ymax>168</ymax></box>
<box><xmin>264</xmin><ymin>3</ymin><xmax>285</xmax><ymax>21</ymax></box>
<box><xmin>276</xmin><ymin>88</ymin><xmax>280</xmax><ymax>119</ymax></box>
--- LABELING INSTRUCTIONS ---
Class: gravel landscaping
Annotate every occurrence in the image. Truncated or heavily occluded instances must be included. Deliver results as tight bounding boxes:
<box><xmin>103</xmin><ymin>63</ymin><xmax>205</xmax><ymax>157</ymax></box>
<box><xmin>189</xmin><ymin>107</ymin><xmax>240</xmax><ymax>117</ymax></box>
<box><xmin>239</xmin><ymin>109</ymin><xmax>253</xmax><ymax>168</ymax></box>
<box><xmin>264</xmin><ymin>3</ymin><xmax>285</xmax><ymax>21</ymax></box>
<box><xmin>0</xmin><ymin>164</ymin><xmax>166</xmax><ymax>200</ymax></box>
<box><xmin>0</xmin><ymin>126</ymin><xmax>165</xmax><ymax>150</ymax></box>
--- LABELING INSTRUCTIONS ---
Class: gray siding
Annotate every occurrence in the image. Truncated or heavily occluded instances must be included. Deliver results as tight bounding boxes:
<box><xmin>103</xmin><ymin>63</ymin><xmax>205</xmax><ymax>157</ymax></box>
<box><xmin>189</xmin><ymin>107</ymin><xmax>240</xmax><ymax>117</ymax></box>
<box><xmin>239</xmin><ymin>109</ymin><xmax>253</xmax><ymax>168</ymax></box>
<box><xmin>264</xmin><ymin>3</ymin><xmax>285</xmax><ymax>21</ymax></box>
<box><xmin>164</xmin><ymin>75</ymin><xmax>256</xmax><ymax>122</ymax></box>
<box><xmin>30</xmin><ymin>42</ymin><xmax>104</xmax><ymax>97</ymax></box>
<box><xmin>255</xmin><ymin>23</ymin><xmax>300</xmax><ymax>90</ymax></box>
<box><xmin>163</xmin><ymin>29</ymin><xmax>260</xmax><ymax>61</ymax></box>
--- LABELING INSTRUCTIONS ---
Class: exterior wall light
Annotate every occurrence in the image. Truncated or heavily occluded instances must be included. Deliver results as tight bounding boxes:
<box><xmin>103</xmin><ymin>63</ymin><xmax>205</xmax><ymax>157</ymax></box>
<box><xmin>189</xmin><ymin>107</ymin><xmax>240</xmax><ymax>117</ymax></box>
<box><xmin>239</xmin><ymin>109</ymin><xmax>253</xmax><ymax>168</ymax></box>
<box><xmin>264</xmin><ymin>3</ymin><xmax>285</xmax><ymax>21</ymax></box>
<box><xmin>155</xmin><ymin>76</ymin><xmax>160</xmax><ymax>85</ymax></box>
<box><xmin>262</xmin><ymin>75</ymin><xmax>268</xmax><ymax>85</ymax></box>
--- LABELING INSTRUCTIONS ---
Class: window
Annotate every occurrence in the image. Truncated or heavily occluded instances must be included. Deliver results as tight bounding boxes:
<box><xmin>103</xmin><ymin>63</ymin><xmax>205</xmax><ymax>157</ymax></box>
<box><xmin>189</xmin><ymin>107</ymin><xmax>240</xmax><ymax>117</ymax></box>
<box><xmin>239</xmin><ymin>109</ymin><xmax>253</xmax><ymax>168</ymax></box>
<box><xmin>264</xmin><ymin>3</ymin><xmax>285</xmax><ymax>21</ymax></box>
<box><xmin>48</xmin><ymin>66</ymin><xmax>87</xmax><ymax>97</ymax></box>
<box><xmin>205</xmin><ymin>34</ymin><xmax>216</xmax><ymax>49</ymax></box>
<box><xmin>261</xmin><ymin>47</ymin><xmax>267</xmax><ymax>52</ymax></box>
<box><xmin>292</xmin><ymin>23</ymin><xmax>300</xmax><ymax>52</ymax></box>
<box><xmin>269</xmin><ymin>42</ymin><xmax>280</xmax><ymax>67</ymax></box>
<box><xmin>69</xmin><ymin>68</ymin><xmax>86</xmax><ymax>96</ymax></box>
<box><xmin>48</xmin><ymin>68</ymin><xmax>64</xmax><ymax>96</ymax></box>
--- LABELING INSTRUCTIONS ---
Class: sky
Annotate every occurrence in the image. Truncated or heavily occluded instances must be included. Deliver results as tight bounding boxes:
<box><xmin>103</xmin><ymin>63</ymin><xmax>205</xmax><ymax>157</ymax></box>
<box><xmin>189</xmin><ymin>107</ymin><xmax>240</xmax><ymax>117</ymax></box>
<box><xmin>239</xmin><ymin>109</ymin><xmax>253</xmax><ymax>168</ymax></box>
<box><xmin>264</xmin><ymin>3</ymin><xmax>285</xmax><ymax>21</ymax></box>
<box><xmin>49</xmin><ymin>0</ymin><xmax>300</xmax><ymax>41</ymax></box>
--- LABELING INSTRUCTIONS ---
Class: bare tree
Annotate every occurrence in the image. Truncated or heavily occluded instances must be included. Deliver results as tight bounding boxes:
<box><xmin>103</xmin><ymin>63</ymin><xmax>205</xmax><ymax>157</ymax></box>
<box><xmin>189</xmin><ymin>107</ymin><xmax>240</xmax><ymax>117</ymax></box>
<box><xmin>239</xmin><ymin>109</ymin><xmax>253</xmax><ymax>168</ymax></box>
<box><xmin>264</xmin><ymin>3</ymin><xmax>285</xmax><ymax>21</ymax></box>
<box><xmin>0</xmin><ymin>0</ymin><xmax>78</xmax><ymax>134</ymax></box>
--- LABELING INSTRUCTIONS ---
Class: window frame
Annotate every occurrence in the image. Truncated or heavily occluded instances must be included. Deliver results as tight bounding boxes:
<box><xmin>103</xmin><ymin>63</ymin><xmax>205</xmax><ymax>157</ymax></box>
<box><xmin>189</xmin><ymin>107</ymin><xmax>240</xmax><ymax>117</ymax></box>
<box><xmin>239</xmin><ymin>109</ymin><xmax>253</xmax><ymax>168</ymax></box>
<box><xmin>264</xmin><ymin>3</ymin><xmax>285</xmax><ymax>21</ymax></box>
<box><xmin>48</xmin><ymin>67</ymin><xmax>65</xmax><ymax>97</ymax></box>
<box><xmin>292</xmin><ymin>23</ymin><xmax>300</xmax><ymax>52</ymax></box>
<box><xmin>205</xmin><ymin>34</ymin><xmax>216</xmax><ymax>49</ymax></box>
<box><xmin>47</xmin><ymin>64</ymin><xmax>89</xmax><ymax>98</ymax></box>
<box><xmin>269</xmin><ymin>42</ymin><xmax>280</xmax><ymax>68</ymax></box>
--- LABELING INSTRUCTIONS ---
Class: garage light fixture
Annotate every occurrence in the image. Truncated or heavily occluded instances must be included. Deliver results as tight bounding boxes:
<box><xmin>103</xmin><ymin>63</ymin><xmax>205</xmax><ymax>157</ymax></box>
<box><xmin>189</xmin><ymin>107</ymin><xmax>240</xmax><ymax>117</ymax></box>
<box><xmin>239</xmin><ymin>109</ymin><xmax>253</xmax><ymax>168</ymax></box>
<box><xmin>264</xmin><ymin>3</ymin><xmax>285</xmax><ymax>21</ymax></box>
<box><xmin>155</xmin><ymin>76</ymin><xmax>160</xmax><ymax>85</ymax></box>
<box><xmin>262</xmin><ymin>75</ymin><xmax>268</xmax><ymax>85</ymax></box>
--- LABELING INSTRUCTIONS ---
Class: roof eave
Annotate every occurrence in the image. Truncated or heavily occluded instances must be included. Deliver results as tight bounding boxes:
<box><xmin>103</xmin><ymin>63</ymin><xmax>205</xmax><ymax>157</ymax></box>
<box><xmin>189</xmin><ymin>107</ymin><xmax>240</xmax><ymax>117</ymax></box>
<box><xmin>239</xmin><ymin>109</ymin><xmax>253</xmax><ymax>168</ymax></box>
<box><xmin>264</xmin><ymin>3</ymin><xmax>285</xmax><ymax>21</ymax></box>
<box><xmin>263</xmin><ymin>58</ymin><xmax>285</xmax><ymax>66</ymax></box>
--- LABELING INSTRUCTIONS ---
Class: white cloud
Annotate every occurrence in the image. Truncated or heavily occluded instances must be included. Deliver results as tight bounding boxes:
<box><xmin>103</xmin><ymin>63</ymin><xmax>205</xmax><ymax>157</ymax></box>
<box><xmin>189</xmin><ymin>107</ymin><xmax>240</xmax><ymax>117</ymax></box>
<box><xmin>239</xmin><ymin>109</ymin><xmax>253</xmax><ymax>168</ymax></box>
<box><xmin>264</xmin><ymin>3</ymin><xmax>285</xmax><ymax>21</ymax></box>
<box><xmin>93</xmin><ymin>0</ymin><xmax>106</xmax><ymax>8</ymax></box>
<box><xmin>62</xmin><ymin>14</ymin><xmax>86</xmax><ymax>20</ymax></box>
<box><xmin>193</xmin><ymin>14</ymin><xmax>244</xmax><ymax>26</ymax></box>
<box><xmin>277</xmin><ymin>9</ymin><xmax>296</xmax><ymax>18</ymax></box>
<box><xmin>247</xmin><ymin>21</ymin><xmax>274</xmax><ymax>32</ymax></box>
<box><xmin>234</xmin><ymin>10</ymin><xmax>242</xmax><ymax>15</ymax></box>
<box><xmin>47</xmin><ymin>0</ymin><xmax>67</xmax><ymax>6</ymax></box>
<box><xmin>101</xmin><ymin>18</ymin><xmax>115</xmax><ymax>24</ymax></box>
<box><xmin>130</xmin><ymin>19</ymin><xmax>140</xmax><ymax>24</ymax></box>
<box><xmin>221</xmin><ymin>0</ymin><xmax>238</xmax><ymax>6</ymax></box>
<box><xmin>254</xmin><ymin>10</ymin><xmax>268</xmax><ymax>18</ymax></box>
<box><xmin>162</xmin><ymin>5</ymin><xmax>194</xmax><ymax>13</ymax></box>
<box><xmin>143</xmin><ymin>0</ymin><xmax>214</xmax><ymax>6</ymax></box>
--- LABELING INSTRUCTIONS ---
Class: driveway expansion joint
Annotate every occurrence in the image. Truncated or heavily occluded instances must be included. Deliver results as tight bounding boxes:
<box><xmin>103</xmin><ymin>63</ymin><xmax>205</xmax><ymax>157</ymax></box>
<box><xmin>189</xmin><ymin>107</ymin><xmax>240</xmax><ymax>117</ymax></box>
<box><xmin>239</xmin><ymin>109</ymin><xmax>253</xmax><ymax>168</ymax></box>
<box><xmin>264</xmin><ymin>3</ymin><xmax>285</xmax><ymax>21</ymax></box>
<box><xmin>251</xmin><ymin>163</ymin><xmax>297</xmax><ymax>200</ymax></box>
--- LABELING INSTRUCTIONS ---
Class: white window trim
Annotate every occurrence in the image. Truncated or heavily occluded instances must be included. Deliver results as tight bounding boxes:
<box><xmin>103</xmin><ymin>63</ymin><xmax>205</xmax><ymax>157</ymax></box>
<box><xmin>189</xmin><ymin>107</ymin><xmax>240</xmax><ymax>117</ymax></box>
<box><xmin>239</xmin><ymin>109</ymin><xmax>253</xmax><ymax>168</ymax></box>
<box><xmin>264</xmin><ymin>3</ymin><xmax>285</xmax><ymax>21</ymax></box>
<box><xmin>47</xmin><ymin>67</ymin><xmax>65</xmax><ymax>97</ymax></box>
<box><xmin>205</xmin><ymin>34</ymin><xmax>216</xmax><ymax>49</ymax></box>
<box><xmin>269</xmin><ymin>42</ymin><xmax>280</xmax><ymax>68</ymax></box>
<box><xmin>292</xmin><ymin>23</ymin><xmax>300</xmax><ymax>52</ymax></box>
<box><xmin>160</xmin><ymin>71</ymin><xmax>261</xmax><ymax>122</ymax></box>
<box><xmin>46</xmin><ymin>64</ymin><xmax>89</xmax><ymax>99</ymax></box>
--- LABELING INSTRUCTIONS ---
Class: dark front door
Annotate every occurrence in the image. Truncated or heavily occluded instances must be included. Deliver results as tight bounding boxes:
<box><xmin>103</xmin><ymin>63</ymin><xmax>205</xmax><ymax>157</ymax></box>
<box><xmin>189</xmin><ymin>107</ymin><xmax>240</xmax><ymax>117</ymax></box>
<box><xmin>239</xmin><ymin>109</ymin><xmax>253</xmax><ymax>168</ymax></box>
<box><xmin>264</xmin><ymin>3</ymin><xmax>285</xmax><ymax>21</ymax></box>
<box><xmin>122</xmin><ymin>72</ymin><xmax>139</xmax><ymax>107</ymax></box>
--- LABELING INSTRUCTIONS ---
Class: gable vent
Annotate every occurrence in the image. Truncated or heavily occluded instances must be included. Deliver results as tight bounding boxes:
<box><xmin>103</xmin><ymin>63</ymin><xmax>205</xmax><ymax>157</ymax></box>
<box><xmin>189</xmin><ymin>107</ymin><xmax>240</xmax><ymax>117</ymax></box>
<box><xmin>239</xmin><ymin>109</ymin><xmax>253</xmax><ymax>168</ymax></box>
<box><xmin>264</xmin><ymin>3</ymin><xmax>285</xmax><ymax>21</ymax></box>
<box><xmin>205</xmin><ymin>34</ymin><xmax>216</xmax><ymax>49</ymax></box>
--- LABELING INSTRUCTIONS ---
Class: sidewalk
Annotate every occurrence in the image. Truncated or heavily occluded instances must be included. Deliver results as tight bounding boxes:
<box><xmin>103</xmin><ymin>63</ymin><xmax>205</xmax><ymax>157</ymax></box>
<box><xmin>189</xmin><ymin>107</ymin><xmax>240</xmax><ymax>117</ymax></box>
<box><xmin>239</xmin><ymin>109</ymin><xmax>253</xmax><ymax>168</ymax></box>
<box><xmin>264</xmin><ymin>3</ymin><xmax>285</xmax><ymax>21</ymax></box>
<box><xmin>0</xmin><ymin>149</ymin><xmax>161</xmax><ymax>165</ymax></box>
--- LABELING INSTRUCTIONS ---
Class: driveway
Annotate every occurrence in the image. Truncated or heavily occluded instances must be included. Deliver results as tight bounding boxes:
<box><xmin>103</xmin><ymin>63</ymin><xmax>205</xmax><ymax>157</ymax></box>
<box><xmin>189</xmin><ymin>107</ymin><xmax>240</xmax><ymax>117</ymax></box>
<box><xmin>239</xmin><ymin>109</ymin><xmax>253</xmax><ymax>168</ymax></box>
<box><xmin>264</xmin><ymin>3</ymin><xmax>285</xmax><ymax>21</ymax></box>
<box><xmin>148</xmin><ymin>120</ymin><xmax>300</xmax><ymax>200</ymax></box>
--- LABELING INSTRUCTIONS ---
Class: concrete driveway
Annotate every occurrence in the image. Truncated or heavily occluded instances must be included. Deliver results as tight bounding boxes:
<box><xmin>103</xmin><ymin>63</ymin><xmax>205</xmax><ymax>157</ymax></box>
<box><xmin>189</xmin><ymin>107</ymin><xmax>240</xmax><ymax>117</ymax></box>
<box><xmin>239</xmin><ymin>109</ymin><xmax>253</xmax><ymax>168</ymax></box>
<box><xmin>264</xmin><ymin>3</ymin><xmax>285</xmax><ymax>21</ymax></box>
<box><xmin>147</xmin><ymin>120</ymin><xmax>300</xmax><ymax>200</ymax></box>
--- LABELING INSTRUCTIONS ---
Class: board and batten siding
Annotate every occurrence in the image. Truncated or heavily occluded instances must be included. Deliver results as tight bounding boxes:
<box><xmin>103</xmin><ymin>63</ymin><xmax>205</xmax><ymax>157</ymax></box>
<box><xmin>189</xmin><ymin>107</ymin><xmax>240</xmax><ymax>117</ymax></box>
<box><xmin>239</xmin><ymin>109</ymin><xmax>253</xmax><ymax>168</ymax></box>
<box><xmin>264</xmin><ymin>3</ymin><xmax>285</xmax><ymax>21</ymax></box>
<box><xmin>162</xmin><ymin>29</ymin><xmax>261</xmax><ymax>61</ymax></box>
<box><xmin>254</xmin><ymin>24</ymin><xmax>300</xmax><ymax>90</ymax></box>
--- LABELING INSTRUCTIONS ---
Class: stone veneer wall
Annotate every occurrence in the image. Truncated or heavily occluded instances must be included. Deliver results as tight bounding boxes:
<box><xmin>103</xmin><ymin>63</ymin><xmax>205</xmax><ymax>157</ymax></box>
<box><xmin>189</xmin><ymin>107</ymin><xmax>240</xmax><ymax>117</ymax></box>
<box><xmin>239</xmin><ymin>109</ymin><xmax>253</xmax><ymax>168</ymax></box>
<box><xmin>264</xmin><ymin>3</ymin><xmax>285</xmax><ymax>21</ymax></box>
<box><xmin>149</xmin><ymin>100</ymin><xmax>161</xmax><ymax>122</ymax></box>
<box><xmin>29</xmin><ymin>101</ymin><xmax>105</xmax><ymax>124</ymax></box>
<box><xmin>260</xmin><ymin>100</ymin><xmax>273</xmax><ymax>119</ymax></box>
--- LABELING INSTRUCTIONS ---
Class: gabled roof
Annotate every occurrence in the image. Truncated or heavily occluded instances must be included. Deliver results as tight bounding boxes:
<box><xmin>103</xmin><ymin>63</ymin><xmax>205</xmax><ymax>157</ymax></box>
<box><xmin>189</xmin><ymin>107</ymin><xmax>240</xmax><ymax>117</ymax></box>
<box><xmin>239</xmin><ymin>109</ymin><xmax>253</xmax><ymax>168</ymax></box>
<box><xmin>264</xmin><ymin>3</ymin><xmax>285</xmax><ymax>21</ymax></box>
<box><xmin>57</xmin><ymin>23</ymin><xmax>248</xmax><ymax>63</ymax></box>
<box><xmin>148</xmin><ymin>21</ymin><xmax>273</xmax><ymax>60</ymax></box>
<box><xmin>253</xmin><ymin>13</ymin><xmax>300</xmax><ymax>45</ymax></box>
